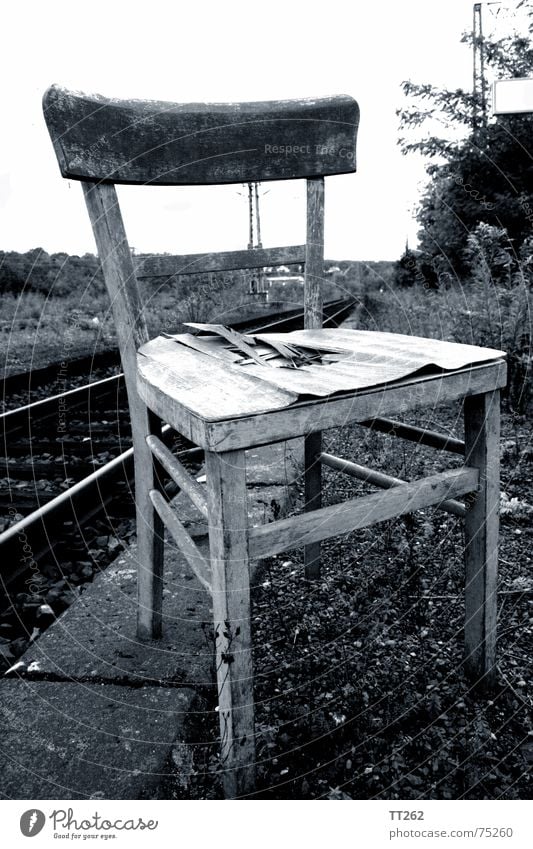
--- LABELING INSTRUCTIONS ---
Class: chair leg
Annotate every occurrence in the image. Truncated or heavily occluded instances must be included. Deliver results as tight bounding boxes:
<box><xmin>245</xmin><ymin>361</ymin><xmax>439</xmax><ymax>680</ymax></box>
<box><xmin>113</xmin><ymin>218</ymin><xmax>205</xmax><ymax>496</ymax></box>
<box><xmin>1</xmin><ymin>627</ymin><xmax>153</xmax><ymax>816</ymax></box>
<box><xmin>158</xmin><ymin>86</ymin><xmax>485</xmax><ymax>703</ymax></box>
<box><xmin>134</xmin><ymin>409</ymin><xmax>165</xmax><ymax>640</ymax></box>
<box><xmin>463</xmin><ymin>390</ymin><xmax>500</xmax><ymax>688</ymax></box>
<box><xmin>304</xmin><ymin>431</ymin><xmax>322</xmax><ymax>579</ymax></box>
<box><xmin>205</xmin><ymin>449</ymin><xmax>255</xmax><ymax>798</ymax></box>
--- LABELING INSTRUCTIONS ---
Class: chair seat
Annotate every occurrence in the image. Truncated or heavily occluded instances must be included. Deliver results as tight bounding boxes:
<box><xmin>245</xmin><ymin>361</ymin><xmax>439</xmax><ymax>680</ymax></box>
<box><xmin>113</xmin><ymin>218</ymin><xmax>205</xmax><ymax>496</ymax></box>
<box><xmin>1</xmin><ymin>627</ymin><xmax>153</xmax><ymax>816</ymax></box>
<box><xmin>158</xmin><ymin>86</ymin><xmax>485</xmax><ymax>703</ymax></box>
<box><xmin>137</xmin><ymin>328</ymin><xmax>505</xmax><ymax>422</ymax></box>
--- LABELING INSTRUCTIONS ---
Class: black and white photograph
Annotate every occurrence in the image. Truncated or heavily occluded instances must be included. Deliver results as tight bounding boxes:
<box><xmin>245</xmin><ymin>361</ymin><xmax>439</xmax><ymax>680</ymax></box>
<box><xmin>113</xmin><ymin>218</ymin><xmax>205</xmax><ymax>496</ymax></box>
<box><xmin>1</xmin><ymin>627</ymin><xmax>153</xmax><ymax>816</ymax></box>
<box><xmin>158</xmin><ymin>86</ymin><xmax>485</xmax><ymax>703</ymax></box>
<box><xmin>0</xmin><ymin>0</ymin><xmax>531</xmax><ymax>843</ymax></box>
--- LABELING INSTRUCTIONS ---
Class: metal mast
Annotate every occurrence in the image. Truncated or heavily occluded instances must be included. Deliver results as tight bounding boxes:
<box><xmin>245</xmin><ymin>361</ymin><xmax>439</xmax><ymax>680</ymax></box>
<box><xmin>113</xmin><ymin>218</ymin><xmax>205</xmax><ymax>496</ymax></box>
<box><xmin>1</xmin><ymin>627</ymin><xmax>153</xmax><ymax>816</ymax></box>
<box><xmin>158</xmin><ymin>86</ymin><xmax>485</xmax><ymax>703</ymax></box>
<box><xmin>473</xmin><ymin>3</ymin><xmax>488</xmax><ymax>134</ymax></box>
<box><xmin>244</xmin><ymin>181</ymin><xmax>267</xmax><ymax>297</ymax></box>
<box><xmin>254</xmin><ymin>182</ymin><xmax>263</xmax><ymax>249</ymax></box>
<box><xmin>247</xmin><ymin>182</ymin><xmax>254</xmax><ymax>250</ymax></box>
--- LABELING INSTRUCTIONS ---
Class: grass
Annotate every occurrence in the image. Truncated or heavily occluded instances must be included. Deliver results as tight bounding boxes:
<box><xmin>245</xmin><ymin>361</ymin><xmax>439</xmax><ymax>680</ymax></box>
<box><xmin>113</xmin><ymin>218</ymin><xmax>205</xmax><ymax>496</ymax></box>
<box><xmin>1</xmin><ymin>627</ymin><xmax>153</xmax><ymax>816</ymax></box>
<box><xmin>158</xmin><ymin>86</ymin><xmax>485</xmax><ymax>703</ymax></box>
<box><xmin>357</xmin><ymin>282</ymin><xmax>532</xmax><ymax>412</ymax></box>
<box><xmin>1</xmin><ymin>291</ymin><xmax>115</xmax><ymax>377</ymax></box>
<box><xmin>0</xmin><ymin>280</ymin><xmax>305</xmax><ymax>377</ymax></box>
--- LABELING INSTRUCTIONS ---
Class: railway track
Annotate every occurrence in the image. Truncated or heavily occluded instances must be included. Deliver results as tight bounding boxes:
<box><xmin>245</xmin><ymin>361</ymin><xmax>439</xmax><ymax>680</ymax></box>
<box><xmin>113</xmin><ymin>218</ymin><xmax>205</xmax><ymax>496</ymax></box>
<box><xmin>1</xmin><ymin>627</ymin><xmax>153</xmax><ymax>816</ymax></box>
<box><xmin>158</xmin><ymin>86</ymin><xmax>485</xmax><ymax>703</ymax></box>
<box><xmin>0</xmin><ymin>299</ymin><xmax>354</xmax><ymax>666</ymax></box>
<box><xmin>0</xmin><ymin>298</ymin><xmax>354</xmax><ymax>618</ymax></box>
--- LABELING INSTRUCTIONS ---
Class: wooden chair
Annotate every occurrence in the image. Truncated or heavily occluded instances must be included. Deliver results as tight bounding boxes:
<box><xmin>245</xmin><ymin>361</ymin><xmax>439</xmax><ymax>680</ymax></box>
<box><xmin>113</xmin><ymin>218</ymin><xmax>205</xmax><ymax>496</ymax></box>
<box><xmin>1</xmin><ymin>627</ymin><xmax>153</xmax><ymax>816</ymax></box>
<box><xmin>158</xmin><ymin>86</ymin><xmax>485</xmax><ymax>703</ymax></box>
<box><xmin>43</xmin><ymin>86</ymin><xmax>506</xmax><ymax>798</ymax></box>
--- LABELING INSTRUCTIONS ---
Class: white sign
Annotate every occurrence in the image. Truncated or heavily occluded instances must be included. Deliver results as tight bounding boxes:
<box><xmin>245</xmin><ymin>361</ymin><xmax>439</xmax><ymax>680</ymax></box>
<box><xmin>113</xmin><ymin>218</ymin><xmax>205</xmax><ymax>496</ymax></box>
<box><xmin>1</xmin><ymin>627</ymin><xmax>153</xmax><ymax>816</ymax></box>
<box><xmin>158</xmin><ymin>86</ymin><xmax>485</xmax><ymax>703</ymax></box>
<box><xmin>492</xmin><ymin>77</ymin><xmax>533</xmax><ymax>115</ymax></box>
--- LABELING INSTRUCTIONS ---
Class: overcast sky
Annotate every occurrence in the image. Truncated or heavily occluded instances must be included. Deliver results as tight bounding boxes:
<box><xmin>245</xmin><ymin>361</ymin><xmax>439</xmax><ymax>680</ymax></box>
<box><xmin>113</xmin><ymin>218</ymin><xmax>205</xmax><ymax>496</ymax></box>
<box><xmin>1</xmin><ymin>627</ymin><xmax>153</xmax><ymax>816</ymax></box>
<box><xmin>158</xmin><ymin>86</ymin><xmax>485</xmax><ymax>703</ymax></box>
<box><xmin>0</xmin><ymin>0</ymin><xmax>527</xmax><ymax>260</ymax></box>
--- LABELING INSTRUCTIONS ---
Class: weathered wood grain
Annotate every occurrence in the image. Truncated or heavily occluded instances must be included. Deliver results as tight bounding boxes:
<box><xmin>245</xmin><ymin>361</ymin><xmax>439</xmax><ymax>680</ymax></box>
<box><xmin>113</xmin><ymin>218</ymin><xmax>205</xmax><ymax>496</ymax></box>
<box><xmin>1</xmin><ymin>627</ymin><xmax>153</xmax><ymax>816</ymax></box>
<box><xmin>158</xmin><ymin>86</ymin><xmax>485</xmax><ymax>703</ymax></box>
<box><xmin>463</xmin><ymin>390</ymin><xmax>500</xmax><ymax>687</ymax></box>
<box><xmin>82</xmin><ymin>183</ymin><xmax>149</xmax><ymax>363</ymax></box>
<box><xmin>137</xmin><ymin>360</ymin><xmax>506</xmax><ymax>461</ymax></box>
<box><xmin>135</xmin><ymin>245</ymin><xmax>306</xmax><ymax>278</ymax></box>
<box><xmin>137</xmin><ymin>324</ymin><xmax>507</xmax><ymax>426</ymax></box>
<box><xmin>205</xmin><ymin>450</ymin><xmax>255</xmax><ymax>798</ymax></box>
<box><xmin>136</xmin><ymin>336</ymin><xmax>297</xmax><ymax>421</ymax></box>
<box><xmin>149</xmin><ymin>489</ymin><xmax>211</xmax><ymax>592</ymax></box>
<box><xmin>43</xmin><ymin>86</ymin><xmax>360</xmax><ymax>185</ymax></box>
<box><xmin>139</xmin><ymin>327</ymin><xmax>506</xmax><ymax>415</ymax></box>
<box><xmin>146</xmin><ymin>434</ymin><xmax>207</xmax><ymax>517</ymax></box>
<box><xmin>304</xmin><ymin>178</ymin><xmax>325</xmax><ymax>330</ymax></box>
<box><xmin>203</xmin><ymin>361</ymin><xmax>507</xmax><ymax>452</ymax></box>
<box><xmin>304</xmin><ymin>431</ymin><xmax>322</xmax><ymax>579</ymax></box>
<box><xmin>320</xmin><ymin>452</ymin><xmax>467</xmax><ymax>518</ymax></box>
<box><xmin>82</xmin><ymin>181</ymin><xmax>164</xmax><ymax>639</ymax></box>
<box><xmin>249</xmin><ymin>466</ymin><xmax>479</xmax><ymax>559</ymax></box>
<box><xmin>303</xmin><ymin>178</ymin><xmax>325</xmax><ymax>578</ymax></box>
<box><xmin>184</xmin><ymin>323</ymin><xmax>271</xmax><ymax>366</ymax></box>
<box><xmin>161</xmin><ymin>333</ymin><xmax>242</xmax><ymax>364</ymax></box>
<box><xmin>250</xmin><ymin>328</ymin><xmax>505</xmax><ymax>364</ymax></box>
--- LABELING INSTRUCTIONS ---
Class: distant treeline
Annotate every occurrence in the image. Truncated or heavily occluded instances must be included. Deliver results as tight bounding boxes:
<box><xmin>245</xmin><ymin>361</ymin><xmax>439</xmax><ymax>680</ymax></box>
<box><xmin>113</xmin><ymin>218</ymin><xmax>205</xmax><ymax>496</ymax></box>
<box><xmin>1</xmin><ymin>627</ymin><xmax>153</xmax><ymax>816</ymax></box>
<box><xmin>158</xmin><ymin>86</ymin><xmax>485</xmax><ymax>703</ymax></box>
<box><xmin>0</xmin><ymin>248</ymin><xmax>103</xmax><ymax>296</ymax></box>
<box><xmin>0</xmin><ymin>248</ymin><xmax>395</xmax><ymax>297</ymax></box>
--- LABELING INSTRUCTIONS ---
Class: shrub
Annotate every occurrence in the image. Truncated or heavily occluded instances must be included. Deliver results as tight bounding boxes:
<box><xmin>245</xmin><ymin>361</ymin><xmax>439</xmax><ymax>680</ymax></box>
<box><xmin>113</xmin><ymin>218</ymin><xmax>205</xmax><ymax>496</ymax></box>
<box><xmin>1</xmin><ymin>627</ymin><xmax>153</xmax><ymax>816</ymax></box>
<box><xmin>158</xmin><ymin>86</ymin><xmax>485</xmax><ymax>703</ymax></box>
<box><xmin>358</xmin><ymin>225</ymin><xmax>532</xmax><ymax>412</ymax></box>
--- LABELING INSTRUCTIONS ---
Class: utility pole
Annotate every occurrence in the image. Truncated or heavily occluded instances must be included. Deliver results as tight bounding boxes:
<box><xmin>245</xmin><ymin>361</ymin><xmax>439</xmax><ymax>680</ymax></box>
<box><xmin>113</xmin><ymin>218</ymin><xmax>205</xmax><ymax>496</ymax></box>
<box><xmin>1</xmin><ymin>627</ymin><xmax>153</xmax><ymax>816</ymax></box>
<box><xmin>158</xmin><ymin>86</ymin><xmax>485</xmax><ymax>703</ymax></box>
<box><xmin>244</xmin><ymin>181</ymin><xmax>267</xmax><ymax>298</ymax></box>
<box><xmin>473</xmin><ymin>2</ymin><xmax>504</xmax><ymax>132</ymax></box>
<box><xmin>473</xmin><ymin>2</ymin><xmax>488</xmax><ymax>134</ymax></box>
<box><xmin>254</xmin><ymin>182</ymin><xmax>263</xmax><ymax>249</ymax></box>
<box><xmin>247</xmin><ymin>182</ymin><xmax>254</xmax><ymax>250</ymax></box>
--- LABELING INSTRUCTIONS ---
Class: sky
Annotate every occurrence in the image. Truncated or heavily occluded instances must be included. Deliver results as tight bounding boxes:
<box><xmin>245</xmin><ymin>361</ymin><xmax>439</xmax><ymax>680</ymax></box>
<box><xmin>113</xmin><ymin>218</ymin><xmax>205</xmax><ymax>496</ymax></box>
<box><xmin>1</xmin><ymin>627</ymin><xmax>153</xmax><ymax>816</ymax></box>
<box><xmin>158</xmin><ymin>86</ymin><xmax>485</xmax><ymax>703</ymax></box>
<box><xmin>0</xmin><ymin>0</ymin><xmax>528</xmax><ymax>261</ymax></box>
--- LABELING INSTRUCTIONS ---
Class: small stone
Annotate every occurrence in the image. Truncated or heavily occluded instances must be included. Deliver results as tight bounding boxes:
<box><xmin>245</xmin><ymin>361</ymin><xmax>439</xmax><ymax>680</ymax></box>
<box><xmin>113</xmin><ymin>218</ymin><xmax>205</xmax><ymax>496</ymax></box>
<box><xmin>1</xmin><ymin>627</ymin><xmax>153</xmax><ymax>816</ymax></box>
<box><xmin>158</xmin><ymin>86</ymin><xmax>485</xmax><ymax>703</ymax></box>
<box><xmin>59</xmin><ymin>590</ymin><xmax>79</xmax><ymax>607</ymax></box>
<box><xmin>46</xmin><ymin>589</ymin><xmax>62</xmax><ymax>604</ymax></box>
<box><xmin>9</xmin><ymin>638</ymin><xmax>28</xmax><ymax>657</ymax></box>
<box><xmin>0</xmin><ymin>644</ymin><xmax>15</xmax><ymax>662</ymax></box>
<box><xmin>36</xmin><ymin>604</ymin><xmax>55</xmax><ymax>626</ymax></box>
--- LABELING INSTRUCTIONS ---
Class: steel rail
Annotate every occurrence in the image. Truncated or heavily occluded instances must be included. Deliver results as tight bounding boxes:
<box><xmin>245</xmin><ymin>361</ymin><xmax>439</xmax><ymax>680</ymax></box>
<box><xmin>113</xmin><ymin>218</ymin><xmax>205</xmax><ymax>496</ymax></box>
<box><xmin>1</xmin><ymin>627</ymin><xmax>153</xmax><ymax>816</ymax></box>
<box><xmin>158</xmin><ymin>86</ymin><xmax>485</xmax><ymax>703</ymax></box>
<box><xmin>0</xmin><ymin>297</ymin><xmax>353</xmax><ymax>582</ymax></box>
<box><xmin>1</xmin><ymin>297</ymin><xmax>353</xmax><ymax>435</ymax></box>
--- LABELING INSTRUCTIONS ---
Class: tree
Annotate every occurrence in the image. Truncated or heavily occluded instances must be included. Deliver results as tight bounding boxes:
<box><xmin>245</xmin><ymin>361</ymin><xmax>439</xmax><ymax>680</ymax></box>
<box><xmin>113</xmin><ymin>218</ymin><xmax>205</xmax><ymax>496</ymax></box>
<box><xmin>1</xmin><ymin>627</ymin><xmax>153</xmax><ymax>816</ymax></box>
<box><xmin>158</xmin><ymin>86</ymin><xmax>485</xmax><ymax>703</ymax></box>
<box><xmin>398</xmin><ymin>6</ymin><xmax>533</xmax><ymax>279</ymax></box>
<box><xmin>394</xmin><ymin>246</ymin><xmax>419</xmax><ymax>288</ymax></box>
<box><xmin>0</xmin><ymin>248</ymin><xmax>103</xmax><ymax>296</ymax></box>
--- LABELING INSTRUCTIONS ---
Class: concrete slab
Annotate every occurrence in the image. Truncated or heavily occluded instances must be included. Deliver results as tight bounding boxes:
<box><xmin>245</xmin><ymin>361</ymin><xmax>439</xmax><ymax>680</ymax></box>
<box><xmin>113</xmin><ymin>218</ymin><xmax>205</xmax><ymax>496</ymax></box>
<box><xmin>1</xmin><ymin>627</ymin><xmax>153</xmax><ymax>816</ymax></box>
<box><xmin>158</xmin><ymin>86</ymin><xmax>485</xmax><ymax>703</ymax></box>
<box><xmin>20</xmin><ymin>440</ymin><xmax>302</xmax><ymax>684</ymax></box>
<box><xmin>0</xmin><ymin>678</ymin><xmax>195</xmax><ymax>799</ymax></box>
<box><xmin>19</xmin><ymin>542</ymin><xmax>213</xmax><ymax>686</ymax></box>
<box><xmin>176</xmin><ymin>438</ymin><xmax>303</xmax><ymax>539</ymax></box>
<box><xmin>1</xmin><ymin>436</ymin><xmax>303</xmax><ymax>798</ymax></box>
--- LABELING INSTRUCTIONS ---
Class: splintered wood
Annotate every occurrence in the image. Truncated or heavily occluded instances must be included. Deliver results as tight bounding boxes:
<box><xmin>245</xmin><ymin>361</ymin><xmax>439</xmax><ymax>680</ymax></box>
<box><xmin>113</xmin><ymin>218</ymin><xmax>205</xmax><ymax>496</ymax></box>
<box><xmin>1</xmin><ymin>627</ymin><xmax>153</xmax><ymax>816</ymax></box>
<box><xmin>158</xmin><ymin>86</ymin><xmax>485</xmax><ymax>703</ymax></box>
<box><xmin>139</xmin><ymin>326</ymin><xmax>506</xmax><ymax>420</ymax></box>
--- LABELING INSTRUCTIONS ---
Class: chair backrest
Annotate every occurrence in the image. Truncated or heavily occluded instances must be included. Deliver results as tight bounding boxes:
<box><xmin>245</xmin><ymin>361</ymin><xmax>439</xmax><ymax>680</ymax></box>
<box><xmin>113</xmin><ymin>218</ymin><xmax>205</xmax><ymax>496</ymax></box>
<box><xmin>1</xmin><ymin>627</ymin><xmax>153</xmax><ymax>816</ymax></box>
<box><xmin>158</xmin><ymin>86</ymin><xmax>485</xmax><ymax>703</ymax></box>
<box><xmin>43</xmin><ymin>85</ymin><xmax>360</xmax><ymax>409</ymax></box>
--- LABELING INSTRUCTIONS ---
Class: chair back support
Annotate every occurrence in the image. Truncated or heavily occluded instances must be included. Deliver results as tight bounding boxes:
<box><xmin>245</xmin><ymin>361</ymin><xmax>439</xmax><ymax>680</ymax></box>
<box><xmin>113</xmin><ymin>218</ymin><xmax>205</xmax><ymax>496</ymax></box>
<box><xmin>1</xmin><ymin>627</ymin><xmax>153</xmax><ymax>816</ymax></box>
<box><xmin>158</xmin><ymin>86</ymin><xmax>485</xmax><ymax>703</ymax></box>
<box><xmin>43</xmin><ymin>86</ymin><xmax>359</xmax><ymax>185</ymax></box>
<box><xmin>43</xmin><ymin>86</ymin><xmax>360</xmax><ymax>414</ymax></box>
